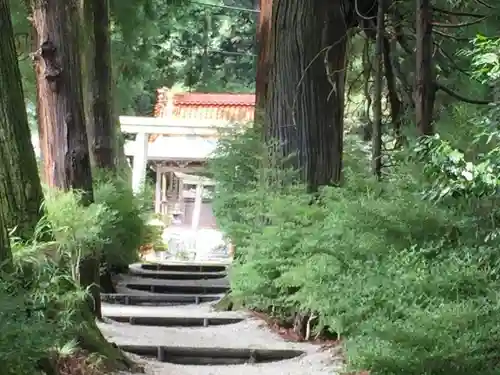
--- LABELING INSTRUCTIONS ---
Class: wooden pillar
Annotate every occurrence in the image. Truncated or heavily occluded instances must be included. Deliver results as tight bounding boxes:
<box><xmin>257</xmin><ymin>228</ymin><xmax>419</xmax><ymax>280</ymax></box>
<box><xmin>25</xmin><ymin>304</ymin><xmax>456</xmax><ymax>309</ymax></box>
<box><xmin>165</xmin><ymin>91</ymin><xmax>174</xmax><ymax>118</ymax></box>
<box><xmin>178</xmin><ymin>178</ymin><xmax>185</xmax><ymax>220</ymax></box>
<box><xmin>161</xmin><ymin>171</ymin><xmax>167</xmax><ymax>200</ymax></box>
<box><xmin>160</xmin><ymin>171</ymin><xmax>167</xmax><ymax>214</ymax></box>
<box><xmin>191</xmin><ymin>183</ymin><xmax>204</xmax><ymax>230</ymax></box>
<box><xmin>155</xmin><ymin>168</ymin><xmax>161</xmax><ymax>213</ymax></box>
<box><xmin>131</xmin><ymin>132</ymin><xmax>149</xmax><ymax>194</ymax></box>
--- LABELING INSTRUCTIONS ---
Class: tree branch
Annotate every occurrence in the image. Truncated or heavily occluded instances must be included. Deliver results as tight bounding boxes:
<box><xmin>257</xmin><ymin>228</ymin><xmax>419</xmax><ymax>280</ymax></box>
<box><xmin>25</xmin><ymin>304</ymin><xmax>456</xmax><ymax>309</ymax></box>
<box><xmin>389</xmin><ymin>7</ymin><xmax>415</xmax><ymax>54</ymax></box>
<box><xmin>432</xmin><ymin>29</ymin><xmax>470</xmax><ymax>41</ymax></box>
<box><xmin>434</xmin><ymin>44</ymin><xmax>482</xmax><ymax>82</ymax></box>
<box><xmin>435</xmin><ymin>82</ymin><xmax>492</xmax><ymax>105</ymax></box>
<box><xmin>474</xmin><ymin>0</ymin><xmax>494</xmax><ymax>8</ymax></box>
<box><xmin>431</xmin><ymin>17</ymin><xmax>487</xmax><ymax>28</ymax></box>
<box><xmin>431</xmin><ymin>7</ymin><xmax>487</xmax><ymax>18</ymax></box>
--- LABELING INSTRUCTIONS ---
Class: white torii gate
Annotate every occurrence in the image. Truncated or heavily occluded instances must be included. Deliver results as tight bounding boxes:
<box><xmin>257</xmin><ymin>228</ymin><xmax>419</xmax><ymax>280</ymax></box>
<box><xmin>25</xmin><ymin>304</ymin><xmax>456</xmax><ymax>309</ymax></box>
<box><xmin>120</xmin><ymin>115</ymin><xmax>230</xmax><ymax>230</ymax></box>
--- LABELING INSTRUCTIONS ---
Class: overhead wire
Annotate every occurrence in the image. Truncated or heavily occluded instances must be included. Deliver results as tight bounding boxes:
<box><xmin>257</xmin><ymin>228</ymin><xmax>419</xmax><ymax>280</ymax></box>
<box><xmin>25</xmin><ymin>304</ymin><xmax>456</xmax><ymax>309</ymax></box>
<box><xmin>188</xmin><ymin>0</ymin><xmax>259</xmax><ymax>13</ymax></box>
<box><xmin>172</xmin><ymin>0</ymin><xmax>258</xmax><ymax>90</ymax></box>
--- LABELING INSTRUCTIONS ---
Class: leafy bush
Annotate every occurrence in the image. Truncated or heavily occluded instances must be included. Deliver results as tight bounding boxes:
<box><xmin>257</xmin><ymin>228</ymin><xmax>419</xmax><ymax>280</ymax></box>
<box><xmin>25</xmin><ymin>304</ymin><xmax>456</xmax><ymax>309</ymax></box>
<box><xmin>1</xmin><ymin>232</ymin><xmax>95</xmax><ymax>375</ymax></box>
<box><xmin>1</xmin><ymin>180</ymin><xmax>146</xmax><ymax>374</ymax></box>
<box><xmin>93</xmin><ymin>176</ymin><xmax>149</xmax><ymax>269</ymax></box>
<box><xmin>42</xmin><ymin>188</ymin><xmax>116</xmax><ymax>280</ymax></box>
<box><xmin>212</xmin><ymin>123</ymin><xmax>500</xmax><ymax>375</ymax></box>
<box><xmin>209</xmin><ymin>125</ymin><xmax>264</xmax><ymax>251</ymax></box>
<box><xmin>42</xmin><ymin>174</ymin><xmax>157</xmax><ymax>271</ymax></box>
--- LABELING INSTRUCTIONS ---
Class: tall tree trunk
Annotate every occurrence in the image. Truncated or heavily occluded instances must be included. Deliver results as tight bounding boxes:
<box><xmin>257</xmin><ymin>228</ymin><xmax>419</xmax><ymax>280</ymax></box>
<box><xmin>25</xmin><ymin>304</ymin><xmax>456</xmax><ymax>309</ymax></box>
<box><xmin>322</xmin><ymin>4</ymin><xmax>348</xmax><ymax>186</ymax></box>
<box><xmin>0</xmin><ymin>0</ymin><xmax>44</xmax><ymax>241</ymax></box>
<box><xmin>83</xmin><ymin>0</ymin><xmax>115</xmax><ymax>317</ymax></box>
<box><xmin>0</xmin><ymin>207</ymin><xmax>12</xmax><ymax>267</ymax></box>
<box><xmin>266</xmin><ymin>0</ymin><xmax>347</xmax><ymax>189</ymax></box>
<box><xmin>32</xmin><ymin>0</ymin><xmax>94</xmax><ymax>202</ymax></box>
<box><xmin>372</xmin><ymin>0</ymin><xmax>384</xmax><ymax>178</ymax></box>
<box><xmin>81</xmin><ymin>0</ymin><xmax>118</xmax><ymax>172</ymax></box>
<box><xmin>255</xmin><ymin>0</ymin><xmax>272</xmax><ymax>114</ymax></box>
<box><xmin>31</xmin><ymin>0</ymin><xmax>100</xmax><ymax>318</ymax></box>
<box><xmin>80</xmin><ymin>0</ymin><xmax>96</xmax><ymax>168</ymax></box>
<box><xmin>91</xmin><ymin>0</ymin><xmax>115</xmax><ymax>170</ymax></box>
<box><xmin>361</xmin><ymin>38</ymin><xmax>373</xmax><ymax>141</ymax></box>
<box><xmin>382</xmin><ymin>37</ymin><xmax>403</xmax><ymax>145</ymax></box>
<box><xmin>415</xmin><ymin>0</ymin><xmax>434</xmax><ymax>136</ymax></box>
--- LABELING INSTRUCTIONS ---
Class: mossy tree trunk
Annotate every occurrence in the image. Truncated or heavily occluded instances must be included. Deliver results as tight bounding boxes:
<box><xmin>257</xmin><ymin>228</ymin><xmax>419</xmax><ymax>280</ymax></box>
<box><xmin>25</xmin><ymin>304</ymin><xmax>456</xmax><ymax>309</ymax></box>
<box><xmin>415</xmin><ymin>0</ymin><xmax>434</xmax><ymax>136</ymax></box>
<box><xmin>85</xmin><ymin>0</ymin><xmax>119</xmax><ymax>300</ymax></box>
<box><xmin>255</xmin><ymin>0</ymin><xmax>272</xmax><ymax>116</ymax></box>
<box><xmin>80</xmin><ymin>0</ymin><xmax>115</xmax><ymax>171</ymax></box>
<box><xmin>371</xmin><ymin>0</ymin><xmax>384</xmax><ymax>178</ymax></box>
<box><xmin>91</xmin><ymin>0</ymin><xmax>116</xmax><ymax>170</ymax></box>
<box><xmin>31</xmin><ymin>0</ymin><xmax>101</xmax><ymax>318</ymax></box>
<box><xmin>265</xmin><ymin>0</ymin><xmax>347</xmax><ymax>189</ymax></box>
<box><xmin>0</xmin><ymin>0</ymin><xmax>44</xmax><ymax>242</ymax></box>
<box><xmin>0</xmin><ymin>200</ymin><xmax>12</xmax><ymax>266</ymax></box>
<box><xmin>79</xmin><ymin>0</ymin><xmax>96</xmax><ymax>167</ymax></box>
<box><xmin>32</xmin><ymin>0</ymin><xmax>94</xmax><ymax>199</ymax></box>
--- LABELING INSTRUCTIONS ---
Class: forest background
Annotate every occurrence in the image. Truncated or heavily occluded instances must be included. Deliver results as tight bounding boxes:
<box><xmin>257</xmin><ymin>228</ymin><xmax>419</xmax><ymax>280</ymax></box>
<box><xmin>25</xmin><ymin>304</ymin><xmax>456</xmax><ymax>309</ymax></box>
<box><xmin>3</xmin><ymin>1</ymin><xmax>500</xmax><ymax>375</ymax></box>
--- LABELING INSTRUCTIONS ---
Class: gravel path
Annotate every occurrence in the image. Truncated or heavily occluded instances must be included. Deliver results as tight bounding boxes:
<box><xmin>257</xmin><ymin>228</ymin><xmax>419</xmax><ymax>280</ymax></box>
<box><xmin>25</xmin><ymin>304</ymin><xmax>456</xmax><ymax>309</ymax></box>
<box><xmin>102</xmin><ymin>260</ymin><xmax>341</xmax><ymax>375</ymax></box>
<box><xmin>101</xmin><ymin>303</ymin><xmax>342</xmax><ymax>375</ymax></box>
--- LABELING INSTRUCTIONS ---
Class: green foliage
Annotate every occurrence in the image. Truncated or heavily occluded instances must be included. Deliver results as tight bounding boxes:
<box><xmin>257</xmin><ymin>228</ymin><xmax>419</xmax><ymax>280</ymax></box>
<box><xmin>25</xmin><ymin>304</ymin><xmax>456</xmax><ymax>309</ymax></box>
<box><xmin>209</xmin><ymin>125</ymin><xmax>263</xmax><ymax>250</ymax></box>
<box><xmin>413</xmin><ymin>134</ymin><xmax>499</xmax><ymax>201</ymax></box>
<box><xmin>11</xmin><ymin>0</ymin><xmax>256</xmax><ymax>117</ymax></box>
<box><xmin>42</xmin><ymin>175</ymin><xmax>154</xmax><ymax>272</ymax></box>
<box><xmin>93</xmin><ymin>176</ymin><xmax>149</xmax><ymax>269</ymax></box>
<box><xmin>43</xmin><ymin>188</ymin><xmax>116</xmax><ymax>280</ymax></box>
<box><xmin>465</xmin><ymin>35</ymin><xmax>500</xmax><ymax>84</ymax></box>
<box><xmin>212</xmin><ymin>122</ymin><xmax>500</xmax><ymax>375</ymax></box>
<box><xmin>110</xmin><ymin>0</ymin><xmax>256</xmax><ymax>114</ymax></box>
<box><xmin>0</xmin><ymin>177</ymin><xmax>152</xmax><ymax>374</ymax></box>
<box><xmin>0</xmin><ymin>230</ymin><xmax>94</xmax><ymax>375</ymax></box>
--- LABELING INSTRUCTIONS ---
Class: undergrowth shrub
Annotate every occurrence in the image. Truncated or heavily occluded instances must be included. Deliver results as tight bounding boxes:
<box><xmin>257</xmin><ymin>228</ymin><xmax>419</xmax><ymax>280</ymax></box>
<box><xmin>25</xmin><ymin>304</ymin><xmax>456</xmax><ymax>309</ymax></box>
<box><xmin>42</xmin><ymin>175</ymin><xmax>156</xmax><ymax>272</ymax></box>
<box><xmin>42</xmin><ymin>189</ymin><xmax>116</xmax><ymax>281</ymax></box>
<box><xmin>93</xmin><ymin>176</ymin><xmax>149</xmax><ymax>269</ymax></box>
<box><xmin>1</xmin><ymin>177</ymin><xmax>150</xmax><ymax>374</ymax></box>
<box><xmin>211</xmin><ymin>124</ymin><xmax>500</xmax><ymax>375</ymax></box>
<box><xmin>210</xmin><ymin>126</ymin><xmax>263</xmax><ymax>251</ymax></box>
<box><xmin>1</xmin><ymin>230</ymin><xmax>100</xmax><ymax>375</ymax></box>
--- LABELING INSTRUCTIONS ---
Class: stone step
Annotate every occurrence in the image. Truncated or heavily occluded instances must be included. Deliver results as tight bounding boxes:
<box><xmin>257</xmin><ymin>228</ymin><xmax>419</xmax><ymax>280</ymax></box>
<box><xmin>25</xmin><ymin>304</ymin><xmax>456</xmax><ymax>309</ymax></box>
<box><xmin>117</xmin><ymin>345</ymin><xmax>305</xmax><ymax>365</ymax></box>
<box><xmin>128</xmin><ymin>263</ymin><xmax>227</xmax><ymax>280</ymax></box>
<box><xmin>101</xmin><ymin>293</ymin><xmax>223</xmax><ymax>305</ymax></box>
<box><xmin>101</xmin><ymin>303</ymin><xmax>246</xmax><ymax>319</ymax></box>
<box><xmin>139</xmin><ymin>263</ymin><xmax>228</xmax><ymax>273</ymax></box>
<box><xmin>113</xmin><ymin>274</ymin><xmax>228</xmax><ymax>287</ymax></box>
<box><xmin>105</xmin><ymin>315</ymin><xmax>243</xmax><ymax>327</ymax></box>
<box><xmin>124</xmin><ymin>283</ymin><xmax>229</xmax><ymax>295</ymax></box>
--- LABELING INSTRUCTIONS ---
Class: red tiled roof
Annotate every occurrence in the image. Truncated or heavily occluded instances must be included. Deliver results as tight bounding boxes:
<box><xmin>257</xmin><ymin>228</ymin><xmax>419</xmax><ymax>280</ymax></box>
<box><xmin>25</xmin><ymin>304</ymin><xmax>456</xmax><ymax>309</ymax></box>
<box><xmin>169</xmin><ymin>92</ymin><xmax>255</xmax><ymax>106</ymax></box>
<box><xmin>149</xmin><ymin>89</ymin><xmax>255</xmax><ymax>143</ymax></box>
<box><xmin>154</xmin><ymin>88</ymin><xmax>255</xmax><ymax>122</ymax></box>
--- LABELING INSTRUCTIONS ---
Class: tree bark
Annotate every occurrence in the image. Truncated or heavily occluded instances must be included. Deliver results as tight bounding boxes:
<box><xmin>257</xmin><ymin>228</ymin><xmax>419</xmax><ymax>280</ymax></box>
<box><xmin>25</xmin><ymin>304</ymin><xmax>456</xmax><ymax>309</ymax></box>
<box><xmin>0</xmin><ymin>207</ymin><xmax>12</xmax><ymax>267</ymax></box>
<box><xmin>0</xmin><ymin>0</ymin><xmax>45</xmax><ymax>241</ymax></box>
<box><xmin>372</xmin><ymin>0</ymin><xmax>384</xmax><ymax>178</ymax></box>
<box><xmin>255</xmin><ymin>0</ymin><xmax>272</xmax><ymax>114</ymax></box>
<box><xmin>322</xmin><ymin>3</ymin><xmax>348</xmax><ymax>186</ymax></box>
<box><xmin>31</xmin><ymin>0</ymin><xmax>100</xmax><ymax>318</ymax></box>
<box><xmin>415</xmin><ymin>0</ymin><xmax>435</xmax><ymax>136</ymax></box>
<box><xmin>91</xmin><ymin>0</ymin><xmax>115</xmax><ymax>170</ymax></box>
<box><xmin>266</xmin><ymin>0</ymin><xmax>347</xmax><ymax>189</ymax></box>
<box><xmin>382</xmin><ymin>37</ymin><xmax>403</xmax><ymax>145</ymax></box>
<box><xmin>79</xmin><ymin>0</ymin><xmax>96</xmax><ymax>168</ymax></box>
<box><xmin>32</xmin><ymin>0</ymin><xmax>94</xmax><ymax>203</ymax></box>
